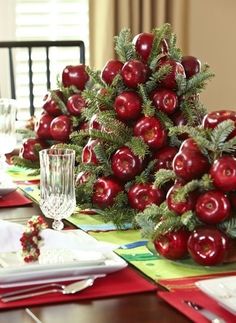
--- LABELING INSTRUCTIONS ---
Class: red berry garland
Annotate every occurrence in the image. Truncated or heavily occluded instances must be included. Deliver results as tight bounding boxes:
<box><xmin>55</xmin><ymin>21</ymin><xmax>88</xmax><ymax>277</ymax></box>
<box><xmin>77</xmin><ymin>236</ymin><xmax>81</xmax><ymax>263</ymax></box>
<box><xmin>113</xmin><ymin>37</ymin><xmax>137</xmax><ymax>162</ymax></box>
<box><xmin>20</xmin><ymin>216</ymin><xmax>48</xmax><ymax>262</ymax></box>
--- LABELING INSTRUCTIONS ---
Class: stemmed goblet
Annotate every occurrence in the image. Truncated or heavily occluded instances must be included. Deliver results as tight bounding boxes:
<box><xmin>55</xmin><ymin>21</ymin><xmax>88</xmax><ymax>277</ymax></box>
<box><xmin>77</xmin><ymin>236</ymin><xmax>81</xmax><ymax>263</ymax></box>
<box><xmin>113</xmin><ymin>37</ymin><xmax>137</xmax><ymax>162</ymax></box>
<box><xmin>39</xmin><ymin>148</ymin><xmax>76</xmax><ymax>230</ymax></box>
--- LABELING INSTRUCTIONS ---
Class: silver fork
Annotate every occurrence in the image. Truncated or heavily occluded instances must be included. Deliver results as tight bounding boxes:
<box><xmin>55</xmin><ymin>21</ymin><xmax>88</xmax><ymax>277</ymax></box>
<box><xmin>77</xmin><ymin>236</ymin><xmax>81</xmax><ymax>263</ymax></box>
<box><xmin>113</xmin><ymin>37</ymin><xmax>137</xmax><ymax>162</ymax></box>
<box><xmin>1</xmin><ymin>278</ymin><xmax>95</xmax><ymax>302</ymax></box>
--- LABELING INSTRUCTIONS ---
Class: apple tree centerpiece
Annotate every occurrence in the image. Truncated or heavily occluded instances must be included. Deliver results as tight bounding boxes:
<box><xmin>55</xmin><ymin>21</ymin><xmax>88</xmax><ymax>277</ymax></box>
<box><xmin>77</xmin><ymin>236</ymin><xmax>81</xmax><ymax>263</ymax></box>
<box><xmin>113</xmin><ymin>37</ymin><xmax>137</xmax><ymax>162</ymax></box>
<box><xmin>70</xmin><ymin>23</ymin><xmax>213</xmax><ymax>228</ymax></box>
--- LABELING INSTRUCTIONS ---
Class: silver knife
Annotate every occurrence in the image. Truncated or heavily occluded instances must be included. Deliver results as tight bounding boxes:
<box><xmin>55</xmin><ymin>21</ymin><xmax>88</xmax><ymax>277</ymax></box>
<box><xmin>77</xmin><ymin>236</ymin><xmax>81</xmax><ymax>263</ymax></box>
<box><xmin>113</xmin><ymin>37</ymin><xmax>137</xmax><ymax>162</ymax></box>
<box><xmin>184</xmin><ymin>300</ymin><xmax>226</xmax><ymax>323</ymax></box>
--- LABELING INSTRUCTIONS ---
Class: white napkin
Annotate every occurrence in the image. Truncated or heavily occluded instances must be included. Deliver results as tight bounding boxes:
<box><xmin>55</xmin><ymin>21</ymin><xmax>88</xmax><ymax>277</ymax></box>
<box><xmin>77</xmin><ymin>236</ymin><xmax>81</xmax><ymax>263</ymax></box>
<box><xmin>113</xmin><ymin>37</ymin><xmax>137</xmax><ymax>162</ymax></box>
<box><xmin>0</xmin><ymin>219</ymin><xmax>118</xmax><ymax>265</ymax></box>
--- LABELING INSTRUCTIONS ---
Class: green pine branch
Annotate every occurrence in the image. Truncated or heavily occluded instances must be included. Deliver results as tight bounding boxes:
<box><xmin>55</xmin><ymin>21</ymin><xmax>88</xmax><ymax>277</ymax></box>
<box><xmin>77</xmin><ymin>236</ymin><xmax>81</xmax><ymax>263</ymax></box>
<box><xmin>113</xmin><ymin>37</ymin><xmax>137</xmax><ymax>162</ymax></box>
<box><xmin>145</xmin><ymin>65</ymin><xmax>172</xmax><ymax>94</ymax></box>
<box><xmin>185</xmin><ymin>64</ymin><xmax>215</xmax><ymax>95</ymax></box>
<box><xmin>168</xmin><ymin>34</ymin><xmax>182</xmax><ymax>61</ymax></box>
<box><xmin>134</xmin><ymin>160</ymin><xmax>157</xmax><ymax>184</ymax></box>
<box><xmin>50</xmin><ymin>90</ymin><xmax>68</xmax><ymax>114</ymax></box>
<box><xmin>93</xmin><ymin>143</ymin><xmax>112</xmax><ymax>172</ymax></box>
<box><xmin>135</xmin><ymin>205</ymin><xmax>161</xmax><ymax>238</ymax></box>
<box><xmin>148</xmin><ymin>23</ymin><xmax>172</xmax><ymax>68</ymax></box>
<box><xmin>69</xmin><ymin>129</ymin><xmax>89</xmax><ymax>147</ymax></box>
<box><xmin>154</xmin><ymin>169</ymin><xmax>176</xmax><ymax>188</ymax></box>
<box><xmin>12</xmin><ymin>156</ymin><xmax>40</xmax><ymax>170</ymax></box>
<box><xmin>155</xmin><ymin>110</ymin><xmax>174</xmax><ymax>129</ymax></box>
<box><xmin>173</xmin><ymin>174</ymin><xmax>213</xmax><ymax>203</ymax></box>
<box><xmin>180</xmin><ymin>99</ymin><xmax>207</xmax><ymax>126</ymax></box>
<box><xmin>153</xmin><ymin>216</ymin><xmax>183</xmax><ymax>239</ymax></box>
<box><xmin>114</xmin><ymin>28</ymin><xmax>137</xmax><ymax>62</ymax></box>
<box><xmin>219</xmin><ymin>217</ymin><xmax>236</xmax><ymax>238</ymax></box>
<box><xmin>86</xmin><ymin>66</ymin><xmax>105</xmax><ymax>87</ymax></box>
<box><xmin>210</xmin><ymin>119</ymin><xmax>235</xmax><ymax>155</ymax></box>
<box><xmin>138</xmin><ymin>84</ymin><xmax>156</xmax><ymax>117</ymax></box>
<box><xmin>126</xmin><ymin>137</ymin><xmax>150</xmax><ymax>159</ymax></box>
<box><xmin>81</xmin><ymin>88</ymin><xmax>100</xmax><ymax>120</ymax></box>
<box><xmin>180</xmin><ymin>211</ymin><xmax>199</xmax><ymax>231</ymax></box>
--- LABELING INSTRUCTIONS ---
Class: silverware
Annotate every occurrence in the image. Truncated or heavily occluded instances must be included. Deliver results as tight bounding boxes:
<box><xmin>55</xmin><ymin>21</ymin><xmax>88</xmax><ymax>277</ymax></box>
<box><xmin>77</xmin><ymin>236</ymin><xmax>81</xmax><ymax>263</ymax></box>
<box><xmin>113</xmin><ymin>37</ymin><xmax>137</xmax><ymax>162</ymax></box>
<box><xmin>1</xmin><ymin>278</ymin><xmax>95</xmax><ymax>302</ymax></box>
<box><xmin>184</xmin><ymin>300</ymin><xmax>226</xmax><ymax>323</ymax></box>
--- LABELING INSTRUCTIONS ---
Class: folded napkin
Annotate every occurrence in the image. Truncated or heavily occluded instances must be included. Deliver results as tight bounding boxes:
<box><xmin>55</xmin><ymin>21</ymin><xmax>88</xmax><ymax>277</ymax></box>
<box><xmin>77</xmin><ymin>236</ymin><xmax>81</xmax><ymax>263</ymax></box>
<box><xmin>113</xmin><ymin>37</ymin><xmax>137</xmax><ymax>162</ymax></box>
<box><xmin>158</xmin><ymin>289</ymin><xmax>235</xmax><ymax>323</ymax></box>
<box><xmin>0</xmin><ymin>220</ymin><xmax>118</xmax><ymax>265</ymax></box>
<box><xmin>0</xmin><ymin>190</ymin><xmax>32</xmax><ymax>208</ymax></box>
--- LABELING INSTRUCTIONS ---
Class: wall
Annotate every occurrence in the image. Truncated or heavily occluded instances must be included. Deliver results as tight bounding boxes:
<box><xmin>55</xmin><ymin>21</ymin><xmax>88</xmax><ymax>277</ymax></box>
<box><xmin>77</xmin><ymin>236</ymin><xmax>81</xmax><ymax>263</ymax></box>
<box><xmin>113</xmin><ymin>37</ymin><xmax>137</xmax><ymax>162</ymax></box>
<box><xmin>187</xmin><ymin>0</ymin><xmax>236</xmax><ymax>111</ymax></box>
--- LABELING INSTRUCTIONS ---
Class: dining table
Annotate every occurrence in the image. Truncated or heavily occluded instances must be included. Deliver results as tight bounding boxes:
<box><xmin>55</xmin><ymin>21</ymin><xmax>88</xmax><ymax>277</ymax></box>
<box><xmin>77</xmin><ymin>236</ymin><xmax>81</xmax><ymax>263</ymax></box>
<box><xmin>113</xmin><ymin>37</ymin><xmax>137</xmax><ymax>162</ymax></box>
<box><xmin>0</xmin><ymin>202</ymin><xmax>191</xmax><ymax>323</ymax></box>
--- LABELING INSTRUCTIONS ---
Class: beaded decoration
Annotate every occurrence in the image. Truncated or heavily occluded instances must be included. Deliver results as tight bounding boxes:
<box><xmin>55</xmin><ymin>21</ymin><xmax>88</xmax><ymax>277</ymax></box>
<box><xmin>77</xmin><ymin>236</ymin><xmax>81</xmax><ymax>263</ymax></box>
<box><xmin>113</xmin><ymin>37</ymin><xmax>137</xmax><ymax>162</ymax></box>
<box><xmin>20</xmin><ymin>215</ymin><xmax>48</xmax><ymax>262</ymax></box>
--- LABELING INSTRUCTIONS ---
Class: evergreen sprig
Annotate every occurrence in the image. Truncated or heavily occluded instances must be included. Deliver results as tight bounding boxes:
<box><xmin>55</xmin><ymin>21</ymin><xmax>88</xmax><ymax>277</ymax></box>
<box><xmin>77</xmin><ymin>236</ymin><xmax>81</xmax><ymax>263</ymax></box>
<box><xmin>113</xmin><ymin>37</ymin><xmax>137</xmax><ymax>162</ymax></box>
<box><xmin>219</xmin><ymin>217</ymin><xmax>236</xmax><ymax>238</ymax></box>
<box><xmin>86</xmin><ymin>66</ymin><xmax>105</xmax><ymax>87</ymax></box>
<box><xmin>93</xmin><ymin>143</ymin><xmax>112</xmax><ymax>171</ymax></box>
<box><xmin>153</xmin><ymin>215</ymin><xmax>182</xmax><ymax>239</ymax></box>
<box><xmin>149</xmin><ymin>23</ymin><xmax>172</xmax><ymax>68</ymax></box>
<box><xmin>173</xmin><ymin>174</ymin><xmax>213</xmax><ymax>203</ymax></box>
<box><xmin>50</xmin><ymin>90</ymin><xmax>68</xmax><ymax>114</ymax></box>
<box><xmin>12</xmin><ymin>156</ymin><xmax>40</xmax><ymax>170</ymax></box>
<box><xmin>180</xmin><ymin>99</ymin><xmax>207</xmax><ymax>126</ymax></box>
<box><xmin>154</xmin><ymin>169</ymin><xmax>176</xmax><ymax>188</ymax></box>
<box><xmin>168</xmin><ymin>34</ymin><xmax>182</xmax><ymax>61</ymax></box>
<box><xmin>180</xmin><ymin>211</ymin><xmax>199</xmax><ymax>231</ymax></box>
<box><xmin>81</xmin><ymin>88</ymin><xmax>100</xmax><ymax>120</ymax></box>
<box><xmin>138</xmin><ymin>84</ymin><xmax>155</xmax><ymax>117</ymax></box>
<box><xmin>114</xmin><ymin>28</ymin><xmax>137</xmax><ymax>62</ymax></box>
<box><xmin>145</xmin><ymin>65</ymin><xmax>172</xmax><ymax>93</ymax></box>
<box><xmin>69</xmin><ymin>129</ymin><xmax>89</xmax><ymax>147</ymax></box>
<box><xmin>136</xmin><ymin>205</ymin><xmax>162</xmax><ymax>238</ymax></box>
<box><xmin>210</xmin><ymin>119</ymin><xmax>235</xmax><ymax>153</ymax></box>
<box><xmin>185</xmin><ymin>64</ymin><xmax>215</xmax><ymax>95</ymax></box>
<box><xmin>126</xmin><ymin>137</ymin><xmax>150</xmax><ymax>159</ymax></box>
<box><xmin>134</xmin><ymin>160</ymin><xmax>157</xmax><ymax>184</ymax></box>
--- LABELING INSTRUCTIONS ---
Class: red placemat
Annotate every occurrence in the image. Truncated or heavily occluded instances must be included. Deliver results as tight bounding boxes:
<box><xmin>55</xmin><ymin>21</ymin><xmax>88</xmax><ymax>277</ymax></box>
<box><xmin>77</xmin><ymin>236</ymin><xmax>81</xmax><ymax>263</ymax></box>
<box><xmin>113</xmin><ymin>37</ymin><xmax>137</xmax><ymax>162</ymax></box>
<box><xmin>0</xmin><ymin>267</ymin><xmax>157</xmax><ymax>310</ymax></box>
<box><xmin>158</xmin><ymin>289</ymin><xmax>235</xmax><ymax>323</ymax></box>
<box><xmin>0</xmin><ymin>190</ymin><xmax>32</xmax><ymax>208</ymax></box>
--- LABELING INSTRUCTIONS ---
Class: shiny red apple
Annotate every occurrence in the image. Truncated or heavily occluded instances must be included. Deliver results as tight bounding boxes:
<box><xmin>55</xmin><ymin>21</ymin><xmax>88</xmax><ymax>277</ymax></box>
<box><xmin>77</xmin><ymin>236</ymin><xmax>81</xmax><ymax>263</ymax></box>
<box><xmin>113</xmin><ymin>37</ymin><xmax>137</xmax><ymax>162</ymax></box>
<box><xmin>187</xmin><ymin>227</ymin><xmax>230</xmax><ymax>266</ymax></box>
<box><xmin>62</xmin><ymin>64</ymin><xmax>89</xmax><ymax>90</ymax></box>
<box><xmin>133</xmin><ymin>116</ymin><xmax>167</xmax><ymax>150</ymax></box>
<box><xmin>92</xmin><ymin>177</ymin><xmax>123</xmax><ymax>208</ymax></box>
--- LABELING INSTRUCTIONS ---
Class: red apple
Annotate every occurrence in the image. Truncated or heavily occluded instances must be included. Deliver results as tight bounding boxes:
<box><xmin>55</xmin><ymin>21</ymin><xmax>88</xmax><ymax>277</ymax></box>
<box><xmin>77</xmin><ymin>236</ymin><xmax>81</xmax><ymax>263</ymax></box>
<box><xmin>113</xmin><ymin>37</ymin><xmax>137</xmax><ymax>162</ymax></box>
<box><xmin>35</xmin><ymin>113</ymin><xmax>54</xmax><ymax>140</ymax></box>
<box><xmin>132</xmin><ymin>32</ymin><xmax>154</xmax><ymax>63</ymax></box>
<box><xmin>153</xmin><ymin>146</ymin><xmax>178</xmax><ymax>171</ymax></box>
<box><xmin>166</xmin><ymin>183</ymin><xmax>198</xmax><ymax>215</ymax></box>
<box><xmin>92</xmin><ymin>177</ymin><xmax>123</xmax><ymax>208</ymax></box>
<box><xmin>62</xmin><ymin>64</ymin><xmax>89</xmax><ymax>90</ymax></box>
<box><xmin>114</xmin><ymin>91</ymin><xmax>142</xmax><ymax>121</ymax></box>
<box><xmin>101</xmin><ymin>59</ymin><xmax>123</xmax><ymax>85</ymax></box>
<box><xmin>81</xmin><ymin>139</ymin><xmax>100</xmax><ymax>164</ymax></box>
<box><xmin>121</xmin><ymin>59</ymin><xmax>150</xmax><ymax>88</ymax></box>
<box><xmin>151</xmin><ymin>88</ymin><xmax>178</xmax><ymax>115</ymax></box>
<box><xmin>133</xmin><ymin>116</ymin><xmax>167</xmax><ymax>150</ymax></box>
<box><xmin>195</xmin><ymin>190</ymin><xmax>231</xmax><ymax>224</ymax></box>
<box><xmin>202</xmin><ymin>110</ymin><xmax>236</xmax><ymax>129</ymax></box>
<box><xmin>154</xmin><ymin>228</ymin><xmax>189</xmax><ymax>260</ymax></box>
<box><xmin>20</xmin><ymin>138</ymin><xmax>47</xmax><ymax>162</ymax></box>
<box><xmin>50</xmin><ymin>115</ymin><xmax>72</xmax><ymax>142</ymax></box>
<box><xmin>128</xmin><ymin>183</ymin><xmax>164</xmax><ymax>211</ymax></box>
<box><xmin>181</xmin><ymin>56</ymin><xmax>201</xmax><ymax>78</ymax></box>
<box><xmin>156</xmin><ymin>58</ymin><xmax>186</xmax><ymax>89</ymax></box>
<box><xmin>66</xmin><ymin>94</ymin><xmax>87</xmax><ymax>116</ymax></box>
<box><xmin>111</xmin><ymin>146</ymin><xmax>144</xmax><ymax>181</ymax></box>
<box><xmin>187</xmin><ymin>227</ymin><xmax>230</xmax><ymax>266</ymax></box>
<box><xmin>172</xmin><ymin>148</ymin><xmax>210</xmax><ymax>181</ymax></box>
<box><xmin>210</xmin><ymin>156</ymin><xmax>236</xmax><ymax>191</ymax></box>
<box><xmin>42</xmin><ymin>90</ymin><xmax>64</xmax><ymax>117</ymax></box>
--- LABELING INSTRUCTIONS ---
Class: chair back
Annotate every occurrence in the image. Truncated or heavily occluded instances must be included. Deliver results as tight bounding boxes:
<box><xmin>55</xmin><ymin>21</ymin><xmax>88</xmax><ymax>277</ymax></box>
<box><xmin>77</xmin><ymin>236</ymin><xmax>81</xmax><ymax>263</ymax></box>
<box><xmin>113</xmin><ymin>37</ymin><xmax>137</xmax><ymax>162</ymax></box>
<box><xmin>0</xmin><ymin>40</ymin><xmax>85</xmax><ymax>117</ymax></box>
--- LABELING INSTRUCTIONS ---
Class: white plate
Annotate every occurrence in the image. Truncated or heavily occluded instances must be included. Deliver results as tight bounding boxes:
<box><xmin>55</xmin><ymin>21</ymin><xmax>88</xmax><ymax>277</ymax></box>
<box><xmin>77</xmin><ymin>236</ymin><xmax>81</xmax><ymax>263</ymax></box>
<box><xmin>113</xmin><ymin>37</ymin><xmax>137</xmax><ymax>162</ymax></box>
<box><xmin>0</xmin><ymin>230</ymin><xmax>127</xmax><ymax>287</ymax></box>
<box><xmin>196</xmin><ymin>275</ymin><xmax>236</xmax><ymax>314</ymax></box>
